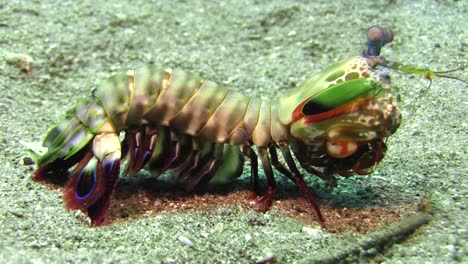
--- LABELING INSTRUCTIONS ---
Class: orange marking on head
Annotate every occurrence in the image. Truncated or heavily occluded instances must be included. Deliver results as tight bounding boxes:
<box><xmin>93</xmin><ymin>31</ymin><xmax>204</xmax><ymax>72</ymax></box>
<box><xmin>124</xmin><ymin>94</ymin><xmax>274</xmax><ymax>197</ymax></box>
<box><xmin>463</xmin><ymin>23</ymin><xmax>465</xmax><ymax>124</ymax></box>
<box><xmin>326</xmin><ymin>141</ymin><xmax>358</xmax><ymax>158</ymax></box>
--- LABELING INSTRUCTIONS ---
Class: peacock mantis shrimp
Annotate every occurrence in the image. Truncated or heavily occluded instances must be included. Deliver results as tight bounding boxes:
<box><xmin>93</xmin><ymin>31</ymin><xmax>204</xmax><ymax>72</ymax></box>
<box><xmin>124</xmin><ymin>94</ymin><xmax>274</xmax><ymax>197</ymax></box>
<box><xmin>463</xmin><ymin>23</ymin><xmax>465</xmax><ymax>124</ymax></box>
<box><xmin>33</xmin><ymin>26</ymin><xmax>466</xmax><ymax>227</ymax></box>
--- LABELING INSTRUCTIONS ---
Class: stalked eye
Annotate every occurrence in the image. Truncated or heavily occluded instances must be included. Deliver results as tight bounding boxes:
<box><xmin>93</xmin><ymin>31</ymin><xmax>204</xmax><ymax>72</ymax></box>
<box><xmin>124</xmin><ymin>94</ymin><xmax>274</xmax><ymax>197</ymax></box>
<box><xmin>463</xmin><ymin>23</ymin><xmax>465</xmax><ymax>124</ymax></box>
<box><xmin>365</xmin><ymin>26</ymin><xmax>394</xmax><ymax>57</ymax></box>
<box><xmin>75</xmin><ymin>169</ymin><xmax>97</xmax><ymax>200</ymax></box>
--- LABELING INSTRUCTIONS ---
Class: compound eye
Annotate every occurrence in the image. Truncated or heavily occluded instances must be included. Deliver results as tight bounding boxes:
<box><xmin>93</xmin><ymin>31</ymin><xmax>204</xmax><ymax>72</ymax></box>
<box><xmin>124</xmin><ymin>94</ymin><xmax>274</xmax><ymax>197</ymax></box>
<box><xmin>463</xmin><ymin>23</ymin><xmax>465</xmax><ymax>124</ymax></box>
<box><xmin>367</xmin><ymin>26</ymin><xmax>393</xmax><ymax>45</ymax></box>
<box><xmin>365</xmin><ymin>26</ymin><xmax>394</xmax><ymax>56</ymax></box>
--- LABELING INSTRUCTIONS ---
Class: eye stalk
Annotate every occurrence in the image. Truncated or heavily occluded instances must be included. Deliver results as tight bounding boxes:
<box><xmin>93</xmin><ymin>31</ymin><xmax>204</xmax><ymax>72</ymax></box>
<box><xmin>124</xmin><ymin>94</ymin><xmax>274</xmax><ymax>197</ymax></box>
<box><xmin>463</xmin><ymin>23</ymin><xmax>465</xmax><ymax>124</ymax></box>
<box><xmin>365</xmin><ymin>26</ymin><xmax>394</xmax><ymax>57</ymax></box>
<box><xmin>365</xmin><ymin>26</ymin><xmax>466</xmax><ymax>86</ymax></box>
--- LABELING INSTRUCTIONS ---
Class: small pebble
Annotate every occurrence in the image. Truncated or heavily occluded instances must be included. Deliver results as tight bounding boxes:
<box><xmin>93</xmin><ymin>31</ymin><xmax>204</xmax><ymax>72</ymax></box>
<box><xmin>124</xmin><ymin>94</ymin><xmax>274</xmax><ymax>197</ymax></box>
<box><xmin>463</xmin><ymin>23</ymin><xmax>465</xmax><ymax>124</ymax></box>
<box><xmin>23</xmin><ymin>156</ymin><xmax>35</xmax><ymax>166</ymax></box>
<box><xmin>177</xmin><ymin>236</ymin><xmax>193</xmax><ymax>247</ymax></box>
<box><xmin>5</xmin><ymin>53</ymin><xmax>34</xmax><ymax>74</ymax></box>
<box><xmin>302</xmin><ymin>226</ymin><xmax>324</xmax><ymax>240</ymax></box>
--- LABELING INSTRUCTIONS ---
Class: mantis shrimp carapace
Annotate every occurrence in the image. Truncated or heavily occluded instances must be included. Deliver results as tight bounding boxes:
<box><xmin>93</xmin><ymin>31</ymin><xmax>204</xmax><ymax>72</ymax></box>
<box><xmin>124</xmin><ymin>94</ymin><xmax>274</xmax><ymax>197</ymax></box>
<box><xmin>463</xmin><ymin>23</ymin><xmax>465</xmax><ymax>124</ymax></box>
<box><xmin>33</xmin><ymin>26</ymin><xmax>466</xmax><ymax>227</ymax></box>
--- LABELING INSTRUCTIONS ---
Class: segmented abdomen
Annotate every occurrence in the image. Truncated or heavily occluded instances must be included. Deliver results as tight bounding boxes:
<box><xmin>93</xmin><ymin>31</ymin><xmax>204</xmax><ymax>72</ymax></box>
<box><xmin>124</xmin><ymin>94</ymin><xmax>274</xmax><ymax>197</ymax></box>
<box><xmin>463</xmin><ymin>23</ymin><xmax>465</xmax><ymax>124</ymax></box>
<box><xmin>88</xmin><ymin>66</ymin><xmax>288</xmax><ymax>189</ymax></box>
<box><xmin>95</xmin><ymin>66</ymin><xmax>284</xmax><ymax>146</ymax></box>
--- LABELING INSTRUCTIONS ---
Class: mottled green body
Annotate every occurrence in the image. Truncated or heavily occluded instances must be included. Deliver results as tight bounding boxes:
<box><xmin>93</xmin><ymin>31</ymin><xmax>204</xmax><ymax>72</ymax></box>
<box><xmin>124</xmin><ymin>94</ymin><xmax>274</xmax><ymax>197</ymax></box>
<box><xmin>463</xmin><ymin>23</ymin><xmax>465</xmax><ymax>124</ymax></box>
<box><xmin>35</xmin><ymin>55</ymin><xmax>400</xmax><ymax>226</ymax></box>
<box><xmin>35</xmin><ymin>26</ymin><xmax>454</xmax><ymax>226</ymax></box>
<box><xmin>92</xmin><ymin>66</ymin><xmax>289</xmax><ymax>147</ymax></box>
<box><xmin>40</xmin><ymin>56</ymin><xmax>395</xmax><ymax>166</ymax></box>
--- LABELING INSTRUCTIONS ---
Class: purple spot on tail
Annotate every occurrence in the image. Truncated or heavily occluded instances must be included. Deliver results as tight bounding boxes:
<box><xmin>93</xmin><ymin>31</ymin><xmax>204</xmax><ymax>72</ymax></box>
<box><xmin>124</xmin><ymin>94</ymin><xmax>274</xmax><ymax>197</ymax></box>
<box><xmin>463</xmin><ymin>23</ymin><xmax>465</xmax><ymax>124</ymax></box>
<box><xmin>75</xmin><ymin>170</ymin><xmax>97</xmax><ymax>200</ymax></box>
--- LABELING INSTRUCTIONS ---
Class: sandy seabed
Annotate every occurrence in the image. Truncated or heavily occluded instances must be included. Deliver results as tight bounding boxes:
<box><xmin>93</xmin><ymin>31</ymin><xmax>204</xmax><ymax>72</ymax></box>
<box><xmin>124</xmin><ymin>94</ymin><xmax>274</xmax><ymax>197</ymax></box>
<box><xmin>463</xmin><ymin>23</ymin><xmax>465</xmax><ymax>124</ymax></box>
<box><xmin>1</xmin><ymin>1</ymin><xmax>466</xmax><ymax>263</ymax></box>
